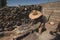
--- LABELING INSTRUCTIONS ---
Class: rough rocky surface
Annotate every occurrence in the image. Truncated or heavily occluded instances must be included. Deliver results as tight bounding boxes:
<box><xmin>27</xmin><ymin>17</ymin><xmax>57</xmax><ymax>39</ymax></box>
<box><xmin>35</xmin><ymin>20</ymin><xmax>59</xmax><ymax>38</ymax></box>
<box><xmin>0</xmin><ymin>1</ymin><xmax>60</xmax><ymax>40</ymax></box>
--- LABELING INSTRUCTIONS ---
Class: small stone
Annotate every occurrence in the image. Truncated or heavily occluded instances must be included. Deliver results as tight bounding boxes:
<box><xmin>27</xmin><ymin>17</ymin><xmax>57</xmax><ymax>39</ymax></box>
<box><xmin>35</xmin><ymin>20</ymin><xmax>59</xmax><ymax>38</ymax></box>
<box><xmin>49</xmin><ymin>22</ymin><xmax>55</xmax><ymax>25</ymax></box>
<box><xmin>25</xmin><ymin>8</ymin><xmax>27</xmax><ymax>10</ymax></box>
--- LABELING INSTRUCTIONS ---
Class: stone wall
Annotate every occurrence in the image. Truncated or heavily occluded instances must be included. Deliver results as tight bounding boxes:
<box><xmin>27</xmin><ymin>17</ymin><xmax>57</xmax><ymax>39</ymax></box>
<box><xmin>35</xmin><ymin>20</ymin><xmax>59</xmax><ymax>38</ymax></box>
<box><xmin>40</xmin><ymin>1</ymin><xmax>60</xmax><ymax>22</ymax></box>
<box><xmin>40</xmin><ymin>3</ymin><xmax>60</xmax><ymax>34</ymax></box>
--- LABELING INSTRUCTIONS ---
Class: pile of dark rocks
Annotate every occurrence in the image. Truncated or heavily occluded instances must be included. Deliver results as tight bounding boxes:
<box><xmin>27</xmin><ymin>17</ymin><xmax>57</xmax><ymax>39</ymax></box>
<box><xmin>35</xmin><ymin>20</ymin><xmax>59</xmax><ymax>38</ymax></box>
<box><xmin>0</xmin><ymin>5</ymin><xmax>42</xmax><ymax>32</ymax></box>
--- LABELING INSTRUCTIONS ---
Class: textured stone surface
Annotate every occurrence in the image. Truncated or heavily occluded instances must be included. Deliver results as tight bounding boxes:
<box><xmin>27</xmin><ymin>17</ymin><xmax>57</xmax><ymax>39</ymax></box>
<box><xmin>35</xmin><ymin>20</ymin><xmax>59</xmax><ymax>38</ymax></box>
<box><xmin>0</xmin><ymin>1</ymin><xmax>60</xmax><ymax>40</ymax></box>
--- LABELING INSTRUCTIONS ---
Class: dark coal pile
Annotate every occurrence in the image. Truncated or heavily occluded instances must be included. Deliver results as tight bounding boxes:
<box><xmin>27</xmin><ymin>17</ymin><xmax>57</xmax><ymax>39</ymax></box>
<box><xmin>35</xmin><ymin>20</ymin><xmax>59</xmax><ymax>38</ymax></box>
<box><xmin>0</xmin><ymin>5</ymin><xmax>42</xmax><ymax>31</ymax></box>
<box><xmin>0</xmin><ymin>5</ymin><xmax>42</xmax><ymax>39</ymax></box>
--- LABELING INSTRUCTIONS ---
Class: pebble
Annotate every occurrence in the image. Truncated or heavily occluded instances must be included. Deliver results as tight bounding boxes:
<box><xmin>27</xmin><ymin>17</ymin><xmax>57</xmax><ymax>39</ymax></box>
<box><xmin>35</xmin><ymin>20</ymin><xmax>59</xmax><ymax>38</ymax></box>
<box><xmin>49</xmin><ymin>22</ymin><xmax>55</xmax><ymax>25</ymax></box>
